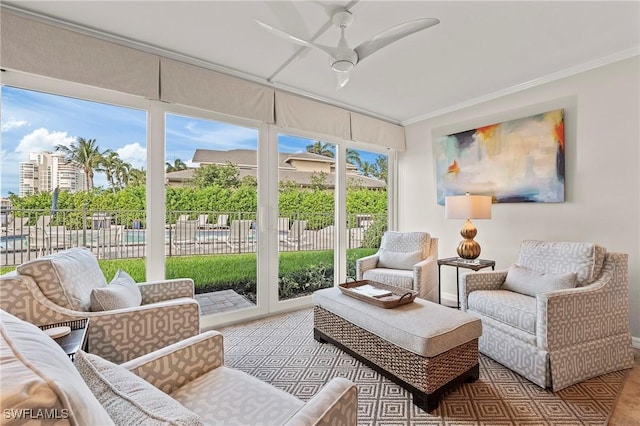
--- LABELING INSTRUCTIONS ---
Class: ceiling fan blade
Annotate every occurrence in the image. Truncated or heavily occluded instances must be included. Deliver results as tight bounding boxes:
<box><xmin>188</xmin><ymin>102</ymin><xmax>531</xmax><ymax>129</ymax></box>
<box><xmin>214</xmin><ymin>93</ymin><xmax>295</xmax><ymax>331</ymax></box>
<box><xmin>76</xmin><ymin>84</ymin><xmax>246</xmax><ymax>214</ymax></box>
<box><xmin>336</xmin><ymin>70</ymin><xmax>351</xmax><ymax>90</ymax></box>
<box><xmin>354</xmin><ymin>18</ymin><xmax>440</xmax><ymax>63</ymax></box>
<box><xmin>255</xmin><ymin>19</ymin><xmax>340</xmax><ymax>59</ymax></box>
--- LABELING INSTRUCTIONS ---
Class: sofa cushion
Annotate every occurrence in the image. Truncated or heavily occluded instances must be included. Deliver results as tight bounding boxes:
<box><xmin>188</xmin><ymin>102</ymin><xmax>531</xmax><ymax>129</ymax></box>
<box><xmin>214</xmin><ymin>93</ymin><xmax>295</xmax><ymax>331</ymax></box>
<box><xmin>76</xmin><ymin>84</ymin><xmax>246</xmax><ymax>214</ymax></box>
<box><xmin>517</xmin><ymin>240</ymin><xmax>606</xmax><ymax>286</ymax></box>
<box><xmin>171</xmin><ymin>365</ymin><xmax>303</xmax><ymax>425</ymax></box>
<box><xmin>91</xmin><ymin>269</ymin><xmax>142</xmax><ymax>311</ymax></box>
<box><xmin>17</xmin><ymin>248</ymin><xmax>107</xmax><ymax>311</ymax></box>
<box><xmin>362</xmin><ymin>268</ymin><xmax>414</xmax><ymax>290</ymax></box>
<box><xmin>0</xmin><ymin>310</ymin><xmax>113</xmax><ymax>426</ymax></box>
<box><xmin>468</xmin><ymin>289</ymin><xmax>537</xmax><ymax>335</ymax></box>
<box><xmin>502</xmin><ymin>264</ymin><xmax>577</xmax><ymax>297</ymax></box>
<box><xmin>378</xmin><ymin>248</ymin><xmax>423</xmax><ymax>270</ymax></box>
<box><xmin>75</xmin><ymin>350</ymin><xmax>204</xmax><ymax>425</ymax></box>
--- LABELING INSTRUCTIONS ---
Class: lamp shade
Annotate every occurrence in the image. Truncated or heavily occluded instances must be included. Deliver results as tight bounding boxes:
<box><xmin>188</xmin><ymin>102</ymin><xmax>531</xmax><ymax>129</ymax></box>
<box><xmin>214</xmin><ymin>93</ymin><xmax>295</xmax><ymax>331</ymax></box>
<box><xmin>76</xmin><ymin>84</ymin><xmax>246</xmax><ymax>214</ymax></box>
<box><xmin>445</xmin><ymin>194</ymin><xmax>492</xmax><ymax>219</ymax></box>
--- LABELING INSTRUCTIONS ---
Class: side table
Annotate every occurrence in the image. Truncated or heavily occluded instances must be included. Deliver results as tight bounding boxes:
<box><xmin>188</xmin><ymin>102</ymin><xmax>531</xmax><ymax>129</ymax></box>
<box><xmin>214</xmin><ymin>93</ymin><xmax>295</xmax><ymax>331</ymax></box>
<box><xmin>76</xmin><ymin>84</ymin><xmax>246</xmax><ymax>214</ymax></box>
<box><xmin>438</xmin><ymin>257</ymin><xmax>495</xmax><ymax>308</ymax></box>
<box><xmin>39</xmin><ymin>318</ymin><xmax>89</xmax><ymax>361</ymax></box>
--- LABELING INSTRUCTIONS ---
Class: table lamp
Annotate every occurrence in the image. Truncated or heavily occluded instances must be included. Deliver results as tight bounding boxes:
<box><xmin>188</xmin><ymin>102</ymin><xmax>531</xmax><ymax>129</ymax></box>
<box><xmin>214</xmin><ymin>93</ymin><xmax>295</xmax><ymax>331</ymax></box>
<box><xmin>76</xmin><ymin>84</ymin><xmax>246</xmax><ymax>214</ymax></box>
<box><xmin>445</xmin><ymin>193</ymin><xmax>492</xmax><ymax>260</ymax></box>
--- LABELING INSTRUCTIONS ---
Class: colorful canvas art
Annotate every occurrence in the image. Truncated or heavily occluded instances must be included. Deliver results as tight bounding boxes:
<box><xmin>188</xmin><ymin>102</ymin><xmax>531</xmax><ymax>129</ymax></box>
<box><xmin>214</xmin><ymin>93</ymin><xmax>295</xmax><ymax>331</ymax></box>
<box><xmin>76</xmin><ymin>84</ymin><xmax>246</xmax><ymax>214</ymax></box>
<box><xmin>434</xmin><ymin>109</ymin><xmax>565</xmax><ymax>204</ymax></box>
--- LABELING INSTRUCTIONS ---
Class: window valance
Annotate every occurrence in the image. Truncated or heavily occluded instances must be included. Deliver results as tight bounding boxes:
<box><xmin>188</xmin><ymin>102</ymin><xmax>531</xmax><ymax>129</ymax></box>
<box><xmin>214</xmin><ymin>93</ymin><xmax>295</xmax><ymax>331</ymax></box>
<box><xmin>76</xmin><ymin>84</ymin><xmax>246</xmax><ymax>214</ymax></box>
<box><xmin>1</xmin><ymin>10</ymin><xmax>405</xmax><ymax>150</ymax></box>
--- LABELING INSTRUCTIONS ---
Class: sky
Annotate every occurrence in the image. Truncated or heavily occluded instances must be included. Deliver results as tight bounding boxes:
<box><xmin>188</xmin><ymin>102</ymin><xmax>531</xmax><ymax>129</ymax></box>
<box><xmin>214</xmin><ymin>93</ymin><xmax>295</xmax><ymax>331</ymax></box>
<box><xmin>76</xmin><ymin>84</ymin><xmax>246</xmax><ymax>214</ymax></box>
<box><xmin>1</xmin><ymin>86</ymin><xmax>383</xmax><ymax>197</ymax></box>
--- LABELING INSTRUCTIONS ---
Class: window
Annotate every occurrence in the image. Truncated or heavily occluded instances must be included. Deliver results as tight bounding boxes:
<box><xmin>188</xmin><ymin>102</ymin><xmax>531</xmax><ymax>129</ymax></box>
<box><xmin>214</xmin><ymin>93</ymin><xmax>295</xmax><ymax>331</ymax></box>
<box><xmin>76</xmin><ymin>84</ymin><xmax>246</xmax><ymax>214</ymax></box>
<box><xmin>1</xmin><ymin>85</ymin><xmax>147</xmax><ymax>277</ymax></box>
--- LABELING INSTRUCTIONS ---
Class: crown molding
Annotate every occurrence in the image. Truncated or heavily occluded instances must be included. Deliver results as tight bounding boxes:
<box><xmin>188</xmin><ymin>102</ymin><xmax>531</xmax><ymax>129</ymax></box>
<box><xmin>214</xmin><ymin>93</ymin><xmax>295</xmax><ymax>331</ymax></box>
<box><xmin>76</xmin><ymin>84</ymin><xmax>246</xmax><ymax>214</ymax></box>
<box><xmin>402</xmin><ymin>47</ymin><xmax>640</xmax><ymax>126</ymax></box>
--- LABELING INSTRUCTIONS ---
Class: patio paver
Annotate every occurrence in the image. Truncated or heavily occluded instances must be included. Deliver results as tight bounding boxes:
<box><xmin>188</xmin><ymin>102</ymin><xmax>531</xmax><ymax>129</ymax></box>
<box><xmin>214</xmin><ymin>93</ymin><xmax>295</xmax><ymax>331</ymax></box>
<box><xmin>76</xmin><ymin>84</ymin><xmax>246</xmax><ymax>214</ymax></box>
<box><xmin>195</xmin><ymin>289</ymin><xmax>255</xmax><ymax>315</ymax></box>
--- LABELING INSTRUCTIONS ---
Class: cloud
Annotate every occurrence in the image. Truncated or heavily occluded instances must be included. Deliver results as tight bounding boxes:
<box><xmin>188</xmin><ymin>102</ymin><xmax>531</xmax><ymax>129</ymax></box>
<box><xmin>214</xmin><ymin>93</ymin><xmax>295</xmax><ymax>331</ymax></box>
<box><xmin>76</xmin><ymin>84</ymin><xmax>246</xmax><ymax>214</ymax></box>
<box><xmin>1</xmin><ymin>118</ymin><xmax>28</xmax><ymax>132</ymax></box>
<box><xmin>117</xmin><ymin>142</ymin><xmax>147</xmax><ymax>169</ymax></box>
<box><xmin>167</xmin><ymin>119</ymin><xmax>258</xmax><ymax>150</ymax></box>
<box><xmin>14</xmin><ymin>128</ymin><xmax>75</xmax><ymax>156</ymax></box>
<box><xmin>1</xmin><ymin>129</ymin><xmax>75</xmax><ymax>196</ymax></box>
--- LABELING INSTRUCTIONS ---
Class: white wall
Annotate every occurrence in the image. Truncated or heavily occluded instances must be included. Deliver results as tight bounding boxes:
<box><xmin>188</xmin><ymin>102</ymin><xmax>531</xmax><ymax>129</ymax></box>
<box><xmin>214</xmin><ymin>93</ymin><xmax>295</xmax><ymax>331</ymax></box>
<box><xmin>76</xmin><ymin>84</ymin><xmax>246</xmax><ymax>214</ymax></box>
<box><xmin>400</xmin><ymin>57</ymin><xmax>640</xmax><ymax>342</ymax></box>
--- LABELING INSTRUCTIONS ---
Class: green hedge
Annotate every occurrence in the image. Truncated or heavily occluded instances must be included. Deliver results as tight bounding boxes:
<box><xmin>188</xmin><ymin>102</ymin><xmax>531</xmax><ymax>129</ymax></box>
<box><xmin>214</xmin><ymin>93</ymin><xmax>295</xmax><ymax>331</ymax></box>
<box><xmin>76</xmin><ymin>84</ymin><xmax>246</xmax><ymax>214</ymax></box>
<box><xmin>9</xmin><ymin>186</ymin><xmax>386</xmax><ymax>229</ymax></box>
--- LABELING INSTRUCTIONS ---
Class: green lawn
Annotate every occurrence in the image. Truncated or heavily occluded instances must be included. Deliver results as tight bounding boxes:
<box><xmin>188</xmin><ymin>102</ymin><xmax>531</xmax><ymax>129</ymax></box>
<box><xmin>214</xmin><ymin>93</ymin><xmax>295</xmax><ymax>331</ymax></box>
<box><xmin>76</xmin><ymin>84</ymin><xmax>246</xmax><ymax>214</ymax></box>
<box><xmin>1</xmin><ymin>248</ymin><xmax>377</xmax><ymax>300</ymax></box>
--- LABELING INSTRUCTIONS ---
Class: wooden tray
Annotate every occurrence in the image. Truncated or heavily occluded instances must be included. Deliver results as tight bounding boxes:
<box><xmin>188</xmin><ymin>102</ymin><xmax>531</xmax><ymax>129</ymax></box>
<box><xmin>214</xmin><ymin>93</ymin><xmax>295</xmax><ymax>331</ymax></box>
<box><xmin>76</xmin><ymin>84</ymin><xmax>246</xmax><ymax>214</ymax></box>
<box><xmin>339</xmin><ymin>280</ymin><xmax>417</xmax><ymax>309</ymax></box>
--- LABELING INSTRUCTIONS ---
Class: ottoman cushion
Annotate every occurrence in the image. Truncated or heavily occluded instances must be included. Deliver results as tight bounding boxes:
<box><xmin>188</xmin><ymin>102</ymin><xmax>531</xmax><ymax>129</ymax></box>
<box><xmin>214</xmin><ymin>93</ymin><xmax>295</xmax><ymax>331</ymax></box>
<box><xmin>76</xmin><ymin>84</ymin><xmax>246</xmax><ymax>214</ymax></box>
<box><xmin>313</xmin><ymin>287</ymin><xmax>481</xmax><ymax>358</ymax></box>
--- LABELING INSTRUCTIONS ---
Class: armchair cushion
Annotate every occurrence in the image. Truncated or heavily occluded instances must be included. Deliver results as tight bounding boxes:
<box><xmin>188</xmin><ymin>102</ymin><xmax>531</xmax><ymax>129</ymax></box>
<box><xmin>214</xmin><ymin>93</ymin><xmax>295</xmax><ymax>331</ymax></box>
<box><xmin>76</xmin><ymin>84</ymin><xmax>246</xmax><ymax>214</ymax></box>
<box><xmin>17</xmin><ymin>247</ymin><xmax>107</xmax><ymax>311</ymax></box>
<box><xmin>75</xmin><ymin>350</ymin><xmax>204</xmax><ymax>425</ymax></box>
<box><xmin>170</xmin><ymin>366</ymin><xmax>303</xmax><ymax>425</ymax></box>
<box><xmin>502</xmin><ymin>264</ymin><xmax>577</xmax><ymax>297</ymax></box>
<box><xmin>362</xmin><ymin>268</ymin><xmax>413</xmax><ymax>290</ymax></box>
<box><xmin>468</xmin><ymin>289</ymin><xmax>537</xmax><ymax>335</ymax></box>
<box><xmin>91</xmin><ymin>269</ymin><xmax>142</xmax><ymax>311</ymax></box>
<box><xmin>378</xmin><ymin>248</ymin><xmax>423</xmax><ymax>270</ymax></box>
<box><xmin>517</xmin><ymin>240</ymin><xmax>606</xmax><ymax>286</ymax></box>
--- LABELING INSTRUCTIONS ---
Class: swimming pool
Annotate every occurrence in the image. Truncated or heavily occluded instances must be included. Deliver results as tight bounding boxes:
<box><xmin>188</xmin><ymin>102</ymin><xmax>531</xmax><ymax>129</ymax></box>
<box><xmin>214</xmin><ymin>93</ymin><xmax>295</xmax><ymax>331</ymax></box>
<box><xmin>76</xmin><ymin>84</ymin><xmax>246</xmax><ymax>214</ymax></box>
<box><xmin>0</xmin><ymin>228</ymin><xmax>254</xmax><ymax>252</ymax></box>
<box><xmin>123</xmin><ymin>229</ymin><xmax>247</xmax><ymax>244</ymax></box>
<box><xmin>0</xmin><ymin>234</ymin><xmax>27</xmax><ymax>251</ymax></box>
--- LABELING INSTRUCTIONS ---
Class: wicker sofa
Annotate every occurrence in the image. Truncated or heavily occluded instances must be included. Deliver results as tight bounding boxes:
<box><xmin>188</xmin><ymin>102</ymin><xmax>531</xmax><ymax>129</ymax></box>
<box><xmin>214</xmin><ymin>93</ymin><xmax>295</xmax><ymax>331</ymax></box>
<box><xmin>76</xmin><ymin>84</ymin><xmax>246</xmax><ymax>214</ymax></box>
<box><xmin>0</xmin><ymin>247</ymin><xmax>200</xmax><ymax>363</ymax></box>
<box><xmin>0</xmin><ymin>309</ymin><xmax>358</xmax><ymax>425</ymax></box>
<box><xmin>459</xmin><ymin>240</ymin><xmax>635</xmax><ymax>391</ymax></box>
<box><xmin>356</xmin><ymin>231</ymin><xmax>438</xmax><ymax>302</ymax></box>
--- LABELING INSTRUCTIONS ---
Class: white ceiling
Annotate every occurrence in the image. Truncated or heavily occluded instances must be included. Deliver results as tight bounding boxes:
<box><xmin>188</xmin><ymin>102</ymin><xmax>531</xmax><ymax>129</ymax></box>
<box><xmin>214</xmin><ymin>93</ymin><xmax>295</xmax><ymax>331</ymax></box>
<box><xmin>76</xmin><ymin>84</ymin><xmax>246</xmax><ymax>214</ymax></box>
<box><xmin>3</xmin><ymin>1</ymin><xmax>639</xmax><ymax>124</ymax></box>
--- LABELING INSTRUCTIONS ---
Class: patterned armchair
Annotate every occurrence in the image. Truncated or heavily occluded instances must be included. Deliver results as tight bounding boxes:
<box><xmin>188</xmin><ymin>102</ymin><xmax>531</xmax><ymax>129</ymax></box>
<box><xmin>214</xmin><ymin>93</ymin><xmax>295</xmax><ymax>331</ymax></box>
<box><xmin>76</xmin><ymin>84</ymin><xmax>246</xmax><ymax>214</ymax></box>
<box><xmin>356</xmin><ymin>231</ymin><xmax>438</xmax><ymax>302</ymax></box>
<box><xmin>459</xmin><ymin>240</ymin><xmax>635</xmax><ymax>391</ymax></box>
<box><xmin>1</xmin><ymin>310</ymin><xmax>358</xmax><ymax>425</ymax></box>
<box><xmin>0</xmin><ymin>247</ymin><xmax>200</xmax><ymax>363</ymax></box>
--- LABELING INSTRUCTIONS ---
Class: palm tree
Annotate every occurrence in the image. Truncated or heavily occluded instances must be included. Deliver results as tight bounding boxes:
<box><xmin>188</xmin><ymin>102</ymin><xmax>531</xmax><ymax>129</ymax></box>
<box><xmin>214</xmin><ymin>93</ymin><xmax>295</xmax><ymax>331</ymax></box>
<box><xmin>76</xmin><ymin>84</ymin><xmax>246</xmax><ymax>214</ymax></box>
<box><xmin>166</xmin><ymin>158</ymin><xmax>187</xmax><ymax>172</ymax></box>
<box><xmin>127</xmin><ymin>168</ymin><xmax>146</xmax><ymax>187</ymax></box>
<box><xmin>56</xmin><ymin>137</ymin><xmax>110</xmax><ymax>191</ymax></box>
<box><xmin>346</xmin><ymin>149</ymin><xmax>362</xmax><ymax>168</ymax></box>
<box><xmin>374</xmin><ymin>155</ymin><xmax>388</xmax><ymax>183</ymax></box>
<box><xmin>97</xmin><ymin>152</ymin><xmax>120</xmax><ymax>192</ymax></box>
<box><xmin>360</xmin><ymin>161</ymin><xmax>377</xmax><ymax>177</ymax></box>
<box><xmin>113</xmin><ymin>159</ymin><xmax>132</xmax><ymax>190</ymax></box>
<box><xmin>306</xmin><ymin>141</ymin><xmax>335</xmax><ymax>158</ymax></box>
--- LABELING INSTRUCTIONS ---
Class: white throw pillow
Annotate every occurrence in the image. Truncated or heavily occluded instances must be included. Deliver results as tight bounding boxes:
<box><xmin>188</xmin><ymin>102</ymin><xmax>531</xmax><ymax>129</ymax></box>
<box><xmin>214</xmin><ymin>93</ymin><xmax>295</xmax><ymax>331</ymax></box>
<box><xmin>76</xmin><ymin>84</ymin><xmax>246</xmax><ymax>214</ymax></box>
<box><xmin>378</xmin><ymin>248</ymin><xmax>423</xmax><ymax>270</ymax></box>
<box><xmin>502</xmin><ymin>264</ymin><xmax>578</xmax><ymax>297</ymax></box>
<box><xmin>91</xmin><ymin>269</ymin><xmax>142</xmax><ymax>311</ymax></box>
<box><xmin>74</xmin><ymin>351</ymin><xmax>204</xmax><ymax>425</ymax></box>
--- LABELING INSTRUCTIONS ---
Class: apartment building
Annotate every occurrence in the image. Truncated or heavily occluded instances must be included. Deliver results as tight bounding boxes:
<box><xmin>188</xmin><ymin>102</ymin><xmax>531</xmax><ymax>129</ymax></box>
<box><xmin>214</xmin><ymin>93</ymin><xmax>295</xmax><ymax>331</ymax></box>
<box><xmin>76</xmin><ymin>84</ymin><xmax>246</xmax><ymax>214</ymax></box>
<box><xmin>18</xmin><ymin>151</ymin><xmax>85</xmax><ymax>196</ymax></box>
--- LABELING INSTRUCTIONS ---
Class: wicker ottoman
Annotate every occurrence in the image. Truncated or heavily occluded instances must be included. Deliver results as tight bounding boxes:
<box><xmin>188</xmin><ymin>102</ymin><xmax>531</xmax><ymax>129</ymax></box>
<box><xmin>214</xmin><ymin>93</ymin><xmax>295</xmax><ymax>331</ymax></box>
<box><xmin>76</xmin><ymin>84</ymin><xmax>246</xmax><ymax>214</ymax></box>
<box><xmin>313</xmin><ymin>287</ymin><xmax>482</xmax><ymax>412</ymax></box>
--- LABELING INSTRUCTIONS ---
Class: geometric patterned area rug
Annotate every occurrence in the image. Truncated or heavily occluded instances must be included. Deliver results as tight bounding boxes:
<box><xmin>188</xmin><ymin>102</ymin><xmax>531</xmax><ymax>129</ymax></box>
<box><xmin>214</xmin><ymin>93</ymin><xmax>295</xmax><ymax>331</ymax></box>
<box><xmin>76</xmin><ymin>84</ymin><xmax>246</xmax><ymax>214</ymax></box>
<box><xmin>219</xmin><ymin>308</ymin><xmax>628</xmax><ymax>426</ymax></box>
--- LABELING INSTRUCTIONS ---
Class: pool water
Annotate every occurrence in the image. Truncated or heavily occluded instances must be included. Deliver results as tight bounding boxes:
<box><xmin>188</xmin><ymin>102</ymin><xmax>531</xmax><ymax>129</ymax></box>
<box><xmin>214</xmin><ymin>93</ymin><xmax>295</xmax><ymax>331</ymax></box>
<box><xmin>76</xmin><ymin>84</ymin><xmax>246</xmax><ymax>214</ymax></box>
<box><xmin>0</xmin><ymin>228</ymin><xmax>255</xmax><ymax>251</ymax></box>
<box><xmin>124</xmin><ymin>229</ymin><xmax>246</xmax><ymax>244</ymax></box>
<box><xmin>0</xmin><ymin>234</ymin><xmax>27</xmax><ymax>251</ymax></box>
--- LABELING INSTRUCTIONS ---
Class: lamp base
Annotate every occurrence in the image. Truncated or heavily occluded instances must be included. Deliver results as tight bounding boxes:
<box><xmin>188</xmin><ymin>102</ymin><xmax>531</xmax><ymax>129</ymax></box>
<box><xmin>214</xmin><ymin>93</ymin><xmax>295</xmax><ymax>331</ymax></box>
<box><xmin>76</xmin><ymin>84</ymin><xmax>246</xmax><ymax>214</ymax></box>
<box><xmin>457</xmin><ymin>219</ymin><xmax>481</xmax><ymax>259</ymax></box>
<box><xmin>457</xmin><ymin>239</ymin><xmax>481</xmax><ymax>260</ymax></box>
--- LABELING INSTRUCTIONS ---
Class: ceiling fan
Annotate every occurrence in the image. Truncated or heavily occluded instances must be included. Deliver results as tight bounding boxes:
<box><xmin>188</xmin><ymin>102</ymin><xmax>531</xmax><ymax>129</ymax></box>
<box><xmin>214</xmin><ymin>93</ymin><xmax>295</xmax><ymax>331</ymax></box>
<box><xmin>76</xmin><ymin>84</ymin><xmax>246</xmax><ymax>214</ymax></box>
<box><xmin>256</xmin><ymin>10</ymin><xmax>440</xmax><ymax>89</ymax></box>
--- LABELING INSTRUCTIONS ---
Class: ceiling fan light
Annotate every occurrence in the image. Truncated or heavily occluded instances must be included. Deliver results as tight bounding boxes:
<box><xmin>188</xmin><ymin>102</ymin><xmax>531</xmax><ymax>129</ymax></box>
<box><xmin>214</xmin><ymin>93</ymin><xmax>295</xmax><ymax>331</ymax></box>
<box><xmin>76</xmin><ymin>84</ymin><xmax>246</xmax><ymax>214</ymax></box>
<box><xmin>331</xmin><ymin>60</ymin><xmax>354</xmax><ymax>72</ymax></box>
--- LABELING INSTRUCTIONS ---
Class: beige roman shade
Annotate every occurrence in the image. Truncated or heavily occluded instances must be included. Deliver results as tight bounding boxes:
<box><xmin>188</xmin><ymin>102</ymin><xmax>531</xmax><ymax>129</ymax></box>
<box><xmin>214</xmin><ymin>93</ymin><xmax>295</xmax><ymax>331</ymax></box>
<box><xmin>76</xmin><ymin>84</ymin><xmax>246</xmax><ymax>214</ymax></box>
<box><xmin>350</xmin><ymin>112</ymin><xmax>406</xmax><ymax>150</ymax></box>
<box><xmin>1</xmin><ymin>11</ymin><xmax>405</xmax><ymax>150</ymax></box>
<box><xmin>275</xmin><ymin>91</ymin><xmax>351</xmax><ymax>140</ymax></box>
<box><xmin>0</xmin><ymin>11</ymin><xmax>160</xmax><ymax>99</ymax></box>
<box><xmin>160</xmin><ymin>58</ymin><xmax>275</xmax><ymax>123</ymax></box>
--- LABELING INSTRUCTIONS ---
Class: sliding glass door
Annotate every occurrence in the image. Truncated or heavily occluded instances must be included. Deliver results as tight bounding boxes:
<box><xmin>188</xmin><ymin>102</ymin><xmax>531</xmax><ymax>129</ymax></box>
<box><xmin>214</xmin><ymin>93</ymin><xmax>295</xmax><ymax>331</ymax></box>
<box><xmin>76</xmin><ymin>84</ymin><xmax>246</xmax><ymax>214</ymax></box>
<box><xmin>277</xmin><ymin>134</ymin><xmax>335</xmax><ymax>302</ymax></box>
<box><xmin>1</xmin><ymin>72</ymin><xmax>395</xmax><ymax>327</ymax></box>
<box><xmin>165</xmin><ymin>112</ymin><xmax>259</xmax><ymax>319</ymax></box>
<box><xmin>345</xmin><ymin>149</ymin><xmax>388</xmax><ymax>277</ymax></box>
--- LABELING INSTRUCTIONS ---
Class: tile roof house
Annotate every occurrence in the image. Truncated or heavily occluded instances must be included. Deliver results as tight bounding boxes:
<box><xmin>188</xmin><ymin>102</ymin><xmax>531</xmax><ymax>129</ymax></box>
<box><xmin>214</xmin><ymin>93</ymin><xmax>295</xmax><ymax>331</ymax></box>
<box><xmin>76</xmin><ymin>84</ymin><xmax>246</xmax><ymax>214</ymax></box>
<box><xmin>165</xmin><ymin>149</ymin><xmax>386</xmax><ymax>190</ymax></box>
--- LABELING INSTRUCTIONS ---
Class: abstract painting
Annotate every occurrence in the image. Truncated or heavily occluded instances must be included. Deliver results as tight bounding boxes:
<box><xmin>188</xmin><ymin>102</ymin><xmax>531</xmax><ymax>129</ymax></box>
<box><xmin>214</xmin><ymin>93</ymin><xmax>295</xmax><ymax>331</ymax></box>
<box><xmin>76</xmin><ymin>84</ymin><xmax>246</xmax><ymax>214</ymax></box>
<box><xmin>434</xmin><ymin>109</ymin><xmax>565</xmax><ymax>204</ymax></box>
